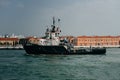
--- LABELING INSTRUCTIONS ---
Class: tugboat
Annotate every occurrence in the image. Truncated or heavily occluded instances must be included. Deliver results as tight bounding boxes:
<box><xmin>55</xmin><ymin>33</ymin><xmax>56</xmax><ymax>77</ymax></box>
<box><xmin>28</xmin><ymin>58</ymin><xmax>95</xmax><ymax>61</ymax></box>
<box><xmin>23</xmin><ymin>17</ymin><xmax>106</xmax><ymax>55</ymax></box>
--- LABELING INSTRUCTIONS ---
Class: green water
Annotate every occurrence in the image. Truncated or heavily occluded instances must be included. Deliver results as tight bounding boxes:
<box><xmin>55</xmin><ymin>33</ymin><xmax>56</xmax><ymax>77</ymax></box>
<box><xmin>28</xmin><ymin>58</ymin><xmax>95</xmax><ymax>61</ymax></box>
<box><xmin>0</xmin><ymin>48</ymin><xmax>120</xmax><ymax>80</ymax></box>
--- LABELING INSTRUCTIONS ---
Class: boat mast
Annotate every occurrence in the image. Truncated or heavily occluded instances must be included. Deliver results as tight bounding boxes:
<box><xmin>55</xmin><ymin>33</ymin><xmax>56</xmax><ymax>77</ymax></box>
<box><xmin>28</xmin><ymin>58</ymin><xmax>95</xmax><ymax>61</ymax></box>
<box><xmin>53</xmin><ymin>17</ymin><xmax>55</xmax><ymax>27</ymax></box>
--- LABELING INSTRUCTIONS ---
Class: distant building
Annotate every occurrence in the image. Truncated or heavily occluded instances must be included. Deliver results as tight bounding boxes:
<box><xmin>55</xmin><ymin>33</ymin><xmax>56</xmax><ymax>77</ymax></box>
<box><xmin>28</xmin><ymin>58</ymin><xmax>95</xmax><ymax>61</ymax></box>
<box><xmin>60</xmin><ymin>36</ymin><xmax>75</xmax><ymax>42</ymax></box>
<box><xmin>19</xmin><ymin>37</ymin><xmax>40</xmax><ymax>45</ymax></box>
<box><xmin>1</xmin><ymin>35</ymin><xmax>119</xmax><ymax>48</ymax></box>
<box><xmin>28</xmin><ymin>37</ymin><xmax>40</xmax><ymax>44</ymax></box>
<box><xmin>75</xmin><ymin>36</ymin><xmax>120</xmax><ymax>47</ymax></box>
<box><xmin>0</xmin><ymin>38</ymin><xmax>19</xmax><ymax>46</ymax></box>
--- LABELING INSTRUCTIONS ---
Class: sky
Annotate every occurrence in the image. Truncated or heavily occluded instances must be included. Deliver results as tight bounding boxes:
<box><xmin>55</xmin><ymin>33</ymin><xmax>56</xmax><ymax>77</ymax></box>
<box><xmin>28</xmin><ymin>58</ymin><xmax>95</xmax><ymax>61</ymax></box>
<box><xmin>0</xmin><ymin>0</ymin><xmax>120</xmax><ymax>37</ymax></box>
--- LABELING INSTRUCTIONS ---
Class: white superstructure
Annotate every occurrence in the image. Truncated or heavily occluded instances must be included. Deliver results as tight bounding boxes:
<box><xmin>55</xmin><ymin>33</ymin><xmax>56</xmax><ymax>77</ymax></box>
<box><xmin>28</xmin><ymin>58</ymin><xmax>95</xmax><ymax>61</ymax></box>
<box><xmin>39</xmin><ymin>17</ymin><xmax>61</xmax><ymax>46</ymax></box>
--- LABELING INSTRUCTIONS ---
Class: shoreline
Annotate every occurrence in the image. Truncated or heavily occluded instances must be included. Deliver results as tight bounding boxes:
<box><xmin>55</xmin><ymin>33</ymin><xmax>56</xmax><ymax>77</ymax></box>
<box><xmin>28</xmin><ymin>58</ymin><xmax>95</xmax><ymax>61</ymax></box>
<box><xmin>0</xmin><ymin>46</ymin><xmax>24</xmax><ymax>50</ymax></box>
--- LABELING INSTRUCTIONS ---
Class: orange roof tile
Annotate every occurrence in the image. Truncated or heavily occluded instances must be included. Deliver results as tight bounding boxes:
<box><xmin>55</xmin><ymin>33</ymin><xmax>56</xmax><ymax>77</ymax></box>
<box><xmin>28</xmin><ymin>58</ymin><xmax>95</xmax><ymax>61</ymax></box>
<box><xmin>77</xmin><ymin>36</ymin><xmax>120</xmax><ymax>38</ymax></box>
<box><xmin>0</xmin><ymin>38</ymin><xmax>19</xmax><ymax>41</ymax></box>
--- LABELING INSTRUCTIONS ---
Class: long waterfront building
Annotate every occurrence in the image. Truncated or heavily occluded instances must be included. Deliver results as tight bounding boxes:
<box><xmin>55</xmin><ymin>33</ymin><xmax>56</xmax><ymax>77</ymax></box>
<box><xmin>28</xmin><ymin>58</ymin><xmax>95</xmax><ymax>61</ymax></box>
<box><xmin>0</xmin><ymin>36</ymin><xmax>120</xmax><ymax>48</ymax></box>
<box><xmin>75</xmin><ymin>36</ymin><xmax>120</xmax><ymax>47</ymax></box>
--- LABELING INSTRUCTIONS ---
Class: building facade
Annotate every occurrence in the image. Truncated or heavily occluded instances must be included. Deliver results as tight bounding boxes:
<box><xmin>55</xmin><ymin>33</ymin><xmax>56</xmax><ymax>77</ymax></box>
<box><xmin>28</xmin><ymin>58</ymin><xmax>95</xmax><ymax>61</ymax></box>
<box><xmin>28</xmin><ymin>37</ymin><xmax>40</xmax><ymax>44</ymax></box>
<box><xmin>60</xmin><ymin>36</ymin><xmax>75</xmax><ymax>43</ymax></box>
<box><xmin>75</xmin><ymin>36</ymin><xmax>120</xmax><ymax>47</ymax></box>
<box><xmin>0</xmin><ymin>38</ymin><xmax>19</xmax><ymax>46</ymax></box>
<box><xmin>1</xmin><ymin>36</ymin><xmax>120</xmax><ymax>48</ymax></box>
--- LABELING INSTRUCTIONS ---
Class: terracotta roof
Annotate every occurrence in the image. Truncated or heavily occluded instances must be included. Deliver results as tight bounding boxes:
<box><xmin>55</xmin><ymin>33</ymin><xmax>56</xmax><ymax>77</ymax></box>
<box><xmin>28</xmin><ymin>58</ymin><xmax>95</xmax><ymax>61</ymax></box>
<box><xmin>77</xmin><ymin>36</ymin><xmax>120</xmax><ymax>38</ymax></box>
<box><xmin>0</xmin><ymin>38</ymin><xmax>19</xmax><ymax>41</ymax></box>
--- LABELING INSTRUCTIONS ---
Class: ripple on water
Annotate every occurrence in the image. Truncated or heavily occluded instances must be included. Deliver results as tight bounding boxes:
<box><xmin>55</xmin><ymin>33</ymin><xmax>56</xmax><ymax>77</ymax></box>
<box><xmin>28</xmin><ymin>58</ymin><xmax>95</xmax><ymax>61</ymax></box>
<box><xmin>0</xmin><ymin>49</ymin><xmax>120</xmax><ymax>80</ymax></box>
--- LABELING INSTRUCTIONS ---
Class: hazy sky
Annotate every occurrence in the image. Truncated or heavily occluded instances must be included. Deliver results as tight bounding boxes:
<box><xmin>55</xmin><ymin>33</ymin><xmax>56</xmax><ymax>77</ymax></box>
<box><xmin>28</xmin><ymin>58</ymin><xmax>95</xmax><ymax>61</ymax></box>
<box><xmin>0</xmin><ymin>0</ymin><xmax>120</xmax><ymax>37</ymax></box>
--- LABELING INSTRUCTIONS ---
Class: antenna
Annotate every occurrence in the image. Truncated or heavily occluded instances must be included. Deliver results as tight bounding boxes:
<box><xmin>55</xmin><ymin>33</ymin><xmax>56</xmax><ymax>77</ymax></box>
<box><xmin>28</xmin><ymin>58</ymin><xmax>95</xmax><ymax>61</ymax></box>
<box><xmin>58</xmin><ymin>18</ymin><xmax>60</xmax><ymax>22</ymax></box>
<box><xmin>58</xmin><ymin>18</ymin><xmax>61</xmax><ymax>27</ymax></box>
<box><xmin>53</xmin><ymin>17</ymin><xmax>55</xmax><ymax>26</ymax></box>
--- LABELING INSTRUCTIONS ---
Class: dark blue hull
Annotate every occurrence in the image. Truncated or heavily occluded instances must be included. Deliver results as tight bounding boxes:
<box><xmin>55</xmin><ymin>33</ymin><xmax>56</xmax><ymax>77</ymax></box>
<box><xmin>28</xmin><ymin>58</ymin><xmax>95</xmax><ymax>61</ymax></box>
<box><xmin>23</xmin><ymin>44</ymin><xmax>106</xmax><ymax>55</ymax></box>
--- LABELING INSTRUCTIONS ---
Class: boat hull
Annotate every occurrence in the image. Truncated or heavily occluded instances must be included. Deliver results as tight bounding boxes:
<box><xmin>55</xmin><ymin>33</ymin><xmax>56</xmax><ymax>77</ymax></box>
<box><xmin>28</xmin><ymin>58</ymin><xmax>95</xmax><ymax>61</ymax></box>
<box><xmin>23</xmin><ymin>44</ymin><xmax>106</xmax><ymax>55</ymax></box>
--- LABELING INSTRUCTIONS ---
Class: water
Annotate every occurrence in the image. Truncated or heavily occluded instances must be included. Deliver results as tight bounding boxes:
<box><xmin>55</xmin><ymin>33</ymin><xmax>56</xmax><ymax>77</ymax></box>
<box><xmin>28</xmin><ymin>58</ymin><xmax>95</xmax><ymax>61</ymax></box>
<box><xmin>0</xmin><ymin>48</ymin><xmax>120</xmax><ymax>80</ymax></box>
